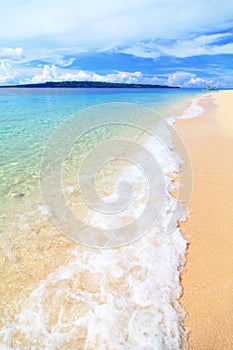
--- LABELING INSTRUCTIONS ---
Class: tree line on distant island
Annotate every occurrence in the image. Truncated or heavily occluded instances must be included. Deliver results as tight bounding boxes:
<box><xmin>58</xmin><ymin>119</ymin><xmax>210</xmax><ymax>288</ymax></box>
<box><xmin>0</xmin><ymin>81</ymin><xmax>179</xmax><ymax>89</ymax></box>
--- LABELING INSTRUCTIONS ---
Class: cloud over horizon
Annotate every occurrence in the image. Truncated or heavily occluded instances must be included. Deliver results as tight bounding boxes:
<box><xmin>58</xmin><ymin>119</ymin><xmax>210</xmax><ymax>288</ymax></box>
<box><xmin>19</xmin><ymin>64</ymin><xmax>211</xmax><ymax>88</ymax></box>
<box><xmin>0</xmin><ymin>0</ymin><xmax>233</xmax><ymax>86</ymax></box>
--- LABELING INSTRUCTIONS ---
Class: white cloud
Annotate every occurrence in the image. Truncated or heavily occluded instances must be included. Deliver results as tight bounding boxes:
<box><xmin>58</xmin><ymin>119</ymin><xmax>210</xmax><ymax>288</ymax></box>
<box><xmin>210</xmin><ymin>42</ymin><xmax>233</xmax><ymax>55</ymax></box>
<box><xmin>26</xmin><ymin>65</ymin><xmax>214</xmax><ymax>88</ymax></box>
<box><xmin>0</xmin><ymin>1</ymin><xmax>232</xmax><ymax>86</ymax></box>
<box><xmin>159</xmin><ymin>33</ymin><xmax>233</xmax><ymax>58</ymax></box>
<box><xmin>121</xmin><ymin>42</ymin><xmax>160</xmax><ymax>59</ymax></box>
<box><xmin>30</xmin><ymin>65</ymin><xmax>58</xmax><ymax>83</ymax></box>
<box><xmin>0</xmin><ymin>0</ymin><xmax>233</xmax><ymax>51</ymax></box>
<box><xmin>51</xmin><ymin>55</ymin><xmax>76</xmax><ymax>67</ymax></box>
<box><xmin>120</xmin><ymin>33</ymin><xmax>233</xmax><ymax>59</ymax></box>
<box><xmin>100</xmin><ymin>71</ymin><xmax>143</xmax><ymax>84</ymax></box>
<box><xmin>168</xmin><ymin>71</ymin><xmax>213</xmax><ymax>88</ymax></box>
<box><xmin>0</xmin><ymin>47</ymin><xmax>24</xmax><ymax>60</ymax></box>
<box><xmin>188</xmin><ymin>77</ymin><xmax>208</xmax><ymax>87</ymax></box>
<box><xmin>28</xmin><ymin>64</ymin><xmax>146</xmax><ymax>84</ymax></box>
<box><xmin>168</xmin><ymin>72</ymin><xmax>193</xmax><ymax>86</ymax></box>
<box><xmin>0</xmin><ymin>61</ymin><xmax>19</xmax><ymax>84</ymax></box>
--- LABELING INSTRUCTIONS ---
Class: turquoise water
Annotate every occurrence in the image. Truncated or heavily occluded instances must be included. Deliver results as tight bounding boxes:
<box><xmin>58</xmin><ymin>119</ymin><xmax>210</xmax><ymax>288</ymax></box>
<box><xmin>0</xmin><ymin>87</ymin><xmax>200</xmax><ymax>206</ymax></box>
<box><xmin>0</xmin><ymin>87</ymin><xmax>202</xmax><ymax>349</ymax></box>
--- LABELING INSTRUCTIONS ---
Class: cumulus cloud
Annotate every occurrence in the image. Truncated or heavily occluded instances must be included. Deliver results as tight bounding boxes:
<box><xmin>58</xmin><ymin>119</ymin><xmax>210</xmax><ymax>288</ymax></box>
<box><xmin>28</xmin><ymin>65</ymin><xmax>146</xmax><ymax>84</ymax></box>
<box><xmin>26</xmin><ymin>65</ymin><xmax>213</xmax><ymax>88</ymax></box>
<box><xmin>0</xmin><ymin>61</ymin><xmax>19</xmax><ymax>84</ymax></box>
<box><xmin>168</xmin><ymin>71</ymin><xmax>212</xmax><ymax>88</ymax></box>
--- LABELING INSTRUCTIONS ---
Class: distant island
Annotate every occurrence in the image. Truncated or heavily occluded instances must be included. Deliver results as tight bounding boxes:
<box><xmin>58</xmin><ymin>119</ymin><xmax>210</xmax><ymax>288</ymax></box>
<box><xmin>0</xmin><ymin>81</ymin><xmax>179</xmax><ymax>89</ymax></box>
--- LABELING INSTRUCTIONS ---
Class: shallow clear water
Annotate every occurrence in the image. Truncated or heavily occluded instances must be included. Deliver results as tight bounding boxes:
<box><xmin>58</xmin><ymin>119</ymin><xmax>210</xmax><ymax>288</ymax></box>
<box><xmin>0</xmin><ymin>88</ymin><xmax>199</xmax><ymax>205</ymax></box>
<box><xmin>0</xmin><ymin>88</ymin><xmax>203</xmax><ymax>349</ymax></box>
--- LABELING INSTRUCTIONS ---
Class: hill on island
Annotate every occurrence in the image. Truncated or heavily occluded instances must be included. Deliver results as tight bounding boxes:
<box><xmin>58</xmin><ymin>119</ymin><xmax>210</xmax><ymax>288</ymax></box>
<box><xmin>0</xmin><ymin>81</ymin><xmax>179</xmax><ymax>89</ymax></box>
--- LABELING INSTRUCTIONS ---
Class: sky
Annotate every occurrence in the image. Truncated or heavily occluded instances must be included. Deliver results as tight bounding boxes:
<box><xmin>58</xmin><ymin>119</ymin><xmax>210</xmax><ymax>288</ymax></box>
<box><xmin>0</xmin><ymin>0</ymin><xmax>233</xmax><ymax>87</ymax></box>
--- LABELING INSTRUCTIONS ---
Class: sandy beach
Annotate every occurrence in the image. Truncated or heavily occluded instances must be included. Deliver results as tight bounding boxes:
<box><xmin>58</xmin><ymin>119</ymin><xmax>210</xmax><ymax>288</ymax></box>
<box><xmin>175</xmin><ymin>90</ymin><xmax>233</xmax><ymax>349</ymax></box>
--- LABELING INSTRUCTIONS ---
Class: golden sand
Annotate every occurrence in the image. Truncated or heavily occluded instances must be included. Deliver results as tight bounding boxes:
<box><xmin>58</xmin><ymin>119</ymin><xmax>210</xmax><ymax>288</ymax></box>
<box><xmin>175</xmin><ymin>90</ymin><xmax>233</xmax><ymax>349</ymax></box>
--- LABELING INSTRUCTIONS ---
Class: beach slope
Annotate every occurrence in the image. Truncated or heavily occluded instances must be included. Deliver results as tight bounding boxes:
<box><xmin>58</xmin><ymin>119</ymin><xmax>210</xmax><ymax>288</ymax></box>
<box><xmin>175</xmin><ymin>90</ymin><xmax>233</xmax><ymax>349</ymax></box>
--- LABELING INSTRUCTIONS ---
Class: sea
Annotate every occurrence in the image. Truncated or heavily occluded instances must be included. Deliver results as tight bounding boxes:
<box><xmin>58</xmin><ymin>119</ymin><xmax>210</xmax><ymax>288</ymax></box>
<box><xmin>0</xmin><ymin>88</ymin><xmax>204</xmax><ymax>350</ymax></box>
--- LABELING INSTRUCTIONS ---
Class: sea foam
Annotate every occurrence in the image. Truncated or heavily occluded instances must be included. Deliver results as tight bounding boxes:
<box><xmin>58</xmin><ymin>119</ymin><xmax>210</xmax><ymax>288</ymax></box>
<box><xmin>0</xmin><ymin>96</ymin><xmax>203</xmax><ymax>349</ymax></box>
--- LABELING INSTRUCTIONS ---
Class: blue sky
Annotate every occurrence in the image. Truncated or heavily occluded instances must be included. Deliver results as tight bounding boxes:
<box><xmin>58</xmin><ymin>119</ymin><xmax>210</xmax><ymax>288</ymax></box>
<box><xmin>0</xmin><ymin>0</ymin><xmax>233</xmax><ymax>87</ymax></box>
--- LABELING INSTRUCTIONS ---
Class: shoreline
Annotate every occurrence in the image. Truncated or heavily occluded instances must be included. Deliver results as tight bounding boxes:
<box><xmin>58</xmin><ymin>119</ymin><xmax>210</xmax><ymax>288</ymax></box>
<box><xmin>1</xmin><ymin>90</ymin><xmax>231</xmax><ymax>348</ymax></box>
<box><xmin>0</xmin><ymin>90</ymin><xmax>197</xmax><ymax>348</ymax></box>
<box><xmin>174</xmin><ymin>90</ymin><xmax>233</xmax><ymax>348</ymax></box>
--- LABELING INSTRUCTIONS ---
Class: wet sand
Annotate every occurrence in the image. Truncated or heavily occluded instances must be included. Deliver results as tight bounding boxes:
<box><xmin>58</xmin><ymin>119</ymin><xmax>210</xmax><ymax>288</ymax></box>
<box><xmin>175</xmin><ymin>90</ymin><xmax>233</xmax><ymax>349</ymax></box>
